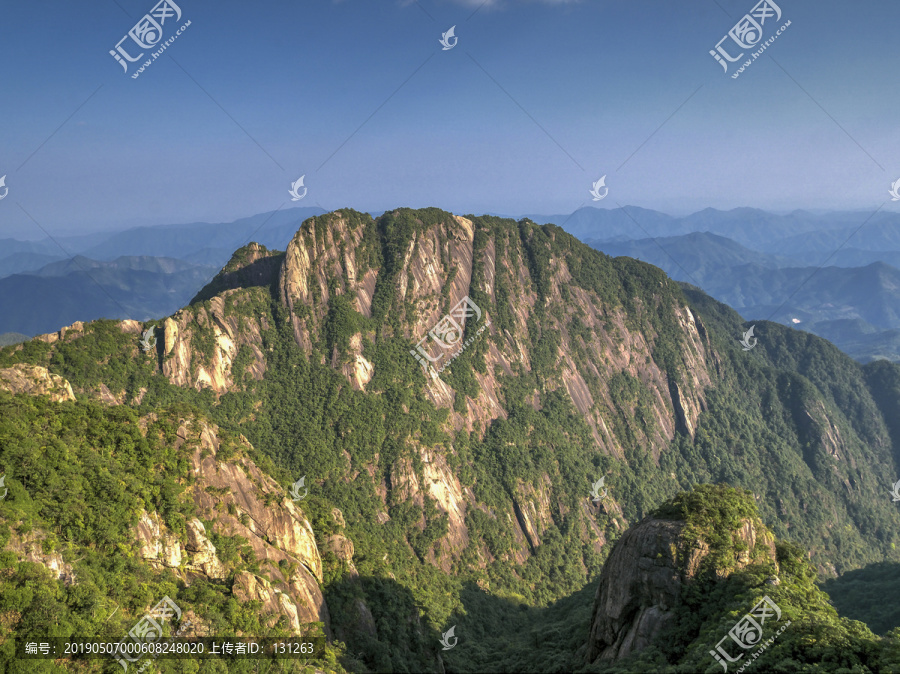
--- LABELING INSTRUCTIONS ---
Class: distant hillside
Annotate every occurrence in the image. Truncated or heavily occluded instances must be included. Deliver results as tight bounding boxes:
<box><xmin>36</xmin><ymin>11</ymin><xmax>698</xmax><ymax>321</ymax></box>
<box><xmin>587</xmin><ymin>231</ymin><xmax>796</xmax><ymax>274</ymax></box>
<box><xmin>588</xmin><ymin>232</ymin><xmax>900</xmax><ymax>362</ymax></box>
<box><xmin>0</xmin><ymin>333</ymin><xmax>29</xmax><ymax>347</ymax></box>
<box><xmin>0</xmin><ymin>257</ymin><xmax>217</xmax><ymax>336</ymax></box>
<box><xmin>0</xmin><ymin>237</ymin><xmax>59</xmax><ymax>257</ymax></box>
<box><xmin>0</xmin><ymin>252</ymin><xmax>65</xmax><ymax>279</ymax></box>
<box><xmin>788</xmin><ymin>247</ymin><xmax>900</xmax><ymax>269</ymax></box>
<box><xmin>533</xmin><ymin>206</ymin><xmax>900</xmax><ymax>266</ymax></box>
<box><xmin>80</xmin><ymin>206</ymin><xmax>324</xmax><ymax>261</ymax></box>
<box><xmin>763</xmin><ymin>219</ymin><xmax>900</xmax><ymax>255</ymax></box>
<box><xmin>31</xmin><ymin>255</ymin><xmax>207</xmax><ymax>278</ymax></box>
<box><xmin>821</xmin><ymin>561</ymin><xmax>900</xmax><ymax>635</ymax></box>
<box><xmin>807</xmin><ymin>320</ymin><xmax>900</xmax><ymax>364</ymax></box>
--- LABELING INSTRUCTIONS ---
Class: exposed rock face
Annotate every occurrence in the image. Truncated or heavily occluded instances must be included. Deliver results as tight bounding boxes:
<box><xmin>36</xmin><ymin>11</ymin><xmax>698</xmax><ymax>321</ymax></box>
<box><xmin>276</xmin><ymin>212</ymin><xmax>713</xmax><ymax>452</ymax></box>
<box><xmin>133</xmin><ymin>417</ymin><xmax>329</xmax><ymax>633</ymax></box>
<box><xmin>119</xmin><ymin>319</ymin><xmax>144</xmax><ymax>336</ymax></box>
<box><xmin>161</xmin><ymin>292</ymin><xmax>267</xmax><ymax>396</ymax></box>
<box><xmin>586</xmin><ymin>516</ymin><xmax>776</xmax><ymax>663</ymax></box>
<box><xmin>12</xmin><ymin>210</ymin><xmax>724</xmax><ymax>579</ymax></box>
<box><xmin>3</xmin><ymin>530</ymin><xmax>76</xmax><ymax>586</ymax></box>
<box><xmin>184</xmin><ymin>518</ymin><xmax>229</xmax><ymax>580</ymax></box>
<box><xmin>0</xmin><ymin>364</ymin><xmax>75</xmax><ymax>402</ymax></box>
<box><xmin>421</xmin><ymin>449</ymin><xmax>470</xmax><ymax>566</ymax></box>
<box><xmin>34</xmin><ymin>320</ymin><xmax>85</xmax><ymax>345</ymax></box>
<box><xmin>340</xmin><ymin>333</ymin><xmax>375</xmax><ymax>391</ymax></box>
<box><xmin>352</xmin><ymin>598</ymin><xmax>378</xmax><ymax>638</ymax></box>
<box><xmin>96</xmin><ymin>383</ymin><xmax>122</xmax><ymax>406</ymax></box>
<box><xmin>232</xmin><ymin>570</ymin><xmax>326</xmax><ymax>634</ymax></box>
<box><xmin>326</xmin><ymin>534</ymin><xmax>355</xmax><ymax>567</ymax></box>
<box><xmin>148</xmin><ymin>245</ymin><xmax>277</xmax><ymax>395</ymax></box>
<box><xmin>279</xmin><ymin>211</ymin><xmax>381</xmax><ymax>354</ymax></box>
<box><xmin>270</xmin><ymin>210</ymin><xmax>719</xmax><ymax>569</ymax></box>
<box><xmin>136</xmin><ymin>511</ymin><xmax>183</xmax><ymax>569</ymax></box>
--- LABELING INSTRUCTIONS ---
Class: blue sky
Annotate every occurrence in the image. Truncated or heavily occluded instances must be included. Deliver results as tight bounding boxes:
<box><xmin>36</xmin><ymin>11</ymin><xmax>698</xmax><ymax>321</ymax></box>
<box><xmin>1</xmin><ymin>0</ymin><xmax>899</xmax><ymax>238</ymax></box>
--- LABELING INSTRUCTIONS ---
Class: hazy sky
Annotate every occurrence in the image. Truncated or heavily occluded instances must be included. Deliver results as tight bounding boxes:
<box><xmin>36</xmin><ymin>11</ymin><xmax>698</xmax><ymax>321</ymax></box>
<box><xmin>2</xmin><ymin>0</ymin><xmax>899</xmax><ymax>239</ymax></box>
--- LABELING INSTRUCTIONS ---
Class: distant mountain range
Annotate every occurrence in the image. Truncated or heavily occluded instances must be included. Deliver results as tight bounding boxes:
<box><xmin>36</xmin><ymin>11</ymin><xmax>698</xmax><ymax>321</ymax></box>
<box><xmin>529</xmin><ymin>206</ymin><xmax>900</xmax><ymax>256</ymax></box>
<box><xmin>0</xmin><ymin>207</ymin><xmax>324</xmax><ymax>337</ymax></box>
<box><xmin>77</xmin><ymin>207</ymin><xmax>325</xmax><ymax>265</ymax></box>
<box><xmin>586</xmin><ymin>231</ymin><xmax>900</xmax><ymax>362</ymax></box>
<box><xmin>0</xmin><ymin>256</ymin><xmax>217</xmax><ymax>336</ymax></box>
<box><xmin>0</xmin><ymin>206</ymin><xmax>325</xmax><ymax>280</ymax></box>
<box><xmin>0</xmin><ymin>333</ymin><xmax>28</xmax><ymax>347</ymax></box>
<box><xmin>3</xmin><ymin>205</ymin><xmax>899</xmax><ymax>362</ymax></box>
<box><xmin>0</xmin><ymin>252</ymin><xmax>66</xmax><ymax>278</ymax></box>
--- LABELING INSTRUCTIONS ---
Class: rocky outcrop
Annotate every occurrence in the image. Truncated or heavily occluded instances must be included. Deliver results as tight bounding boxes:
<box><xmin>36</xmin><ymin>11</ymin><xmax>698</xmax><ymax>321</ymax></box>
<box><xmin>135</xmin><ymin>510</ymin><xmax>229</xmax><ymax>582</ymax></box>
<box><xmin>34</xmin><ymin>320</ymin><xmax>85</xmax><ymax>345</ymax></box>
<box><xmin>184</xmin><ymin>518</ymin><xmax>229</xmax><ymax>579</ymax></box>
<box><xmin>160</xmin><ymin>292</ymin><xmax>267</xmax><ymax>396</ymax></box>
<box><xmin>133</xmin><ymin>417</ymin><xmax>329</xmax><ymax>632</ymax></box>
<box><xmin>339</xmin><ymin>332</ymin><xmax>374</xmax><ymax>391</ymax></box>
<box><xmin>326</xmin><ymin>535</ymin><xmax>356</xmax><ymax>570</ymax></box>
<box><xmin>269</xmin><ymin>210</ymin><xmax>723</xmax><ymax>570</ymax></box>
<box><xmin>279</xmin><ymin>211</ymin><xmax>376</xmax><ymax>355</ymax></box>
<box><xmin>191</xmin><ymin>243</ymin><xmax>283</xmax><ymax>304</ymax></box>
<box><xmin>324</xmin><ymin>511</ymin><xmax>357</xmax><ymax>578</ymax></box>
<box><xmin>3</xmin><ymin>530</ymin><xmax>76</xmax><ymax>586</ymax></box>
<box><xmin>586</xmin><ymin>515</ymin><xmax>777</xmax><ymax>663</ymax></box>
<box><xmin>232</xmin><ymin>570</ymin><xmax>325</xmax><ymax>634</ymax></box>
<box><xmin>136</xmin><ymin>511</ymin><xmax>183</xmax><ymax>569</ymax></box>
<box><xmin>421</xmin><ymin>450</ymin><xmax>470</xmax><ymax>566</ymax></box>
<box><xmin>511</xmin><ymin>478</ymin><xmax>553</xmax><ymax>552</ymax></box>
<box><xmin>323</xmin><ymin>508</ymin><xmax>378</xmax><ymax>643</ymax></box>
<box><xmin>0</xmin><ymin>364</ymin><xmax>75</xmax><ymax>402</ymax></box>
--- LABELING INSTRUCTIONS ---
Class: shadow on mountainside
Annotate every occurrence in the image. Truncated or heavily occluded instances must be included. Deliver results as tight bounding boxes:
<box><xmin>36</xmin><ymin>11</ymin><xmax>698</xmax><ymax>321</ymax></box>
<box><xmin>325</xmin><ymin>574</ymin><xmax>598</xmax><ymax>673</ymax></box>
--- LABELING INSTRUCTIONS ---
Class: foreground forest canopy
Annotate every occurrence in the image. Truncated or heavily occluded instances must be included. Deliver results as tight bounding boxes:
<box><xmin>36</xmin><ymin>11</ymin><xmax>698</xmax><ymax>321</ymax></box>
<box><xmin>2</xmin><ymin>208</ymin><xmax>900</xmax><ymax>672</ymax></box>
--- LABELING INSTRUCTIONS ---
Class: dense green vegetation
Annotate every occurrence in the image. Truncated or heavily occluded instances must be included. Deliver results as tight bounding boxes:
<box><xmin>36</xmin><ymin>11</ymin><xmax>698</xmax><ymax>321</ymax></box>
<box><xmin>0</xmin><ymin>392</ymin><xmax>341</xmax><ymax>673</ymax></box>
<box><xmin>190</xmin><ymin>243</ymin><xmax>285</xmax><ymax>305</ymax></box>
<box><xmin>586</xmin><ymin>486</ymin><xmax>900</xmax><ymax>673</ymax></box>
<box><xmin>2</xmin><ymin>209</ymin><xmax>900</xmax><ymax>672</ymax></box>
<box><xmin>653</xmin><ymin>484</ymin><xmax>769</xmax><ymax>574</ymax></box>
<box><xmin>821</xmin><ymin>561</ymin><xmax>900</xmax><ymax>636</ymax></box>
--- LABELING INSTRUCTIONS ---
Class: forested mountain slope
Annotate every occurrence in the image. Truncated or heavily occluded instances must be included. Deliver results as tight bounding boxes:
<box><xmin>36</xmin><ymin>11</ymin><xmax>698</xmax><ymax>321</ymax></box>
<box><xmin>584</xmin><ymin>485</ymin><xmax>900</xmax><ymax>673</ymax></box>
<box><xmin>2</xmin><ymin>208</ymin><xmax>900</xmax><ymax>672</ymax></box>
